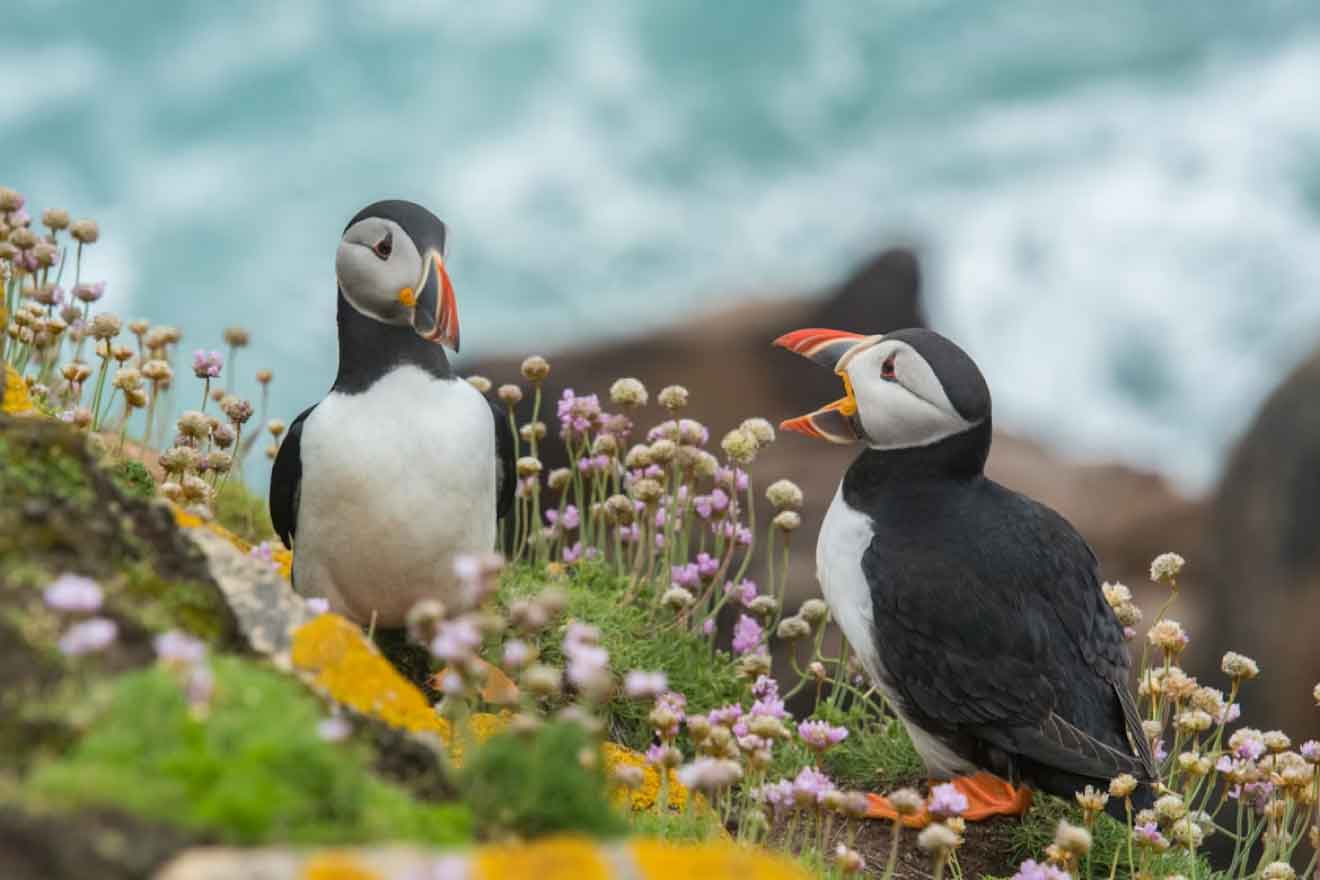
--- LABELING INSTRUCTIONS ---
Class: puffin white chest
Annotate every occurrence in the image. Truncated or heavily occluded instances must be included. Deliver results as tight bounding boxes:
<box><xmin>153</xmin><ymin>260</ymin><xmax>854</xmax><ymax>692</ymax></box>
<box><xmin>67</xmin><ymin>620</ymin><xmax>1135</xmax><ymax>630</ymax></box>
<box><xmin>295</xmin><ymin>366</ymin><xmax>496</xmax><ymax>625</ymax></box>
<box><xmin>816</xmin><ymin>483</ymin><xmax>974</xmax><ymax>777</ymax></box>
<box><xmin>817</xmin><ymin>484</ymin><xmax>884</xmax><ymax>685</ymax></box>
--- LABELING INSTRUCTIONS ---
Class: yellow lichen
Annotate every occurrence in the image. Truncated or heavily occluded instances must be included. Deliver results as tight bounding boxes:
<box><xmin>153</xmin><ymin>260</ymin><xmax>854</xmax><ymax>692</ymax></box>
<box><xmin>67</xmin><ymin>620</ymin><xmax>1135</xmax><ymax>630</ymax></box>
<box><xmin>630</xmin><ymin>840</ymin><xmax>810</xmax><ymax>880</ymax></box>
<box><xmin>473</xmin><ymin>836</ymin><xmax>609</xmax><ymax>880</ymax></box>
<box><xmin>171</xmin><ymin>503</ymin><xmax>293</xmax><ymax>581</ymax></box>
<box><xmin>601</xmin><ymin>741</ymin><xmax>693</xmax><ymax>813</ymax></box>
<box><xmin>301</xmin><ymin>852</ymin><xmax>382</xmax><ymax>880</ymax></box>
<box><xmin>291</xmin><ymin>613</ymin><xmax>446</xmax><ymax>736</ymax></box>
<box><xmin>2</xmin><ymin>364</ymin><xmax>34</xmax><ymax>415</ymax></box>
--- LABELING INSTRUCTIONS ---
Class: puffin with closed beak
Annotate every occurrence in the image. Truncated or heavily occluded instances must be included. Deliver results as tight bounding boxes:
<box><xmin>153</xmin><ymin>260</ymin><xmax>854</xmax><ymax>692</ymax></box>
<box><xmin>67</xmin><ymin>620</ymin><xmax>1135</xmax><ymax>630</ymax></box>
<box><xmin>775</xmin><ymin>327</ymin><xmax>1155</xmax><ymax>823</ymax></box>
<box><xmin>271</xmin><ymin>199</ymin><xmax>514</xmax><ymax>626</ymax></box>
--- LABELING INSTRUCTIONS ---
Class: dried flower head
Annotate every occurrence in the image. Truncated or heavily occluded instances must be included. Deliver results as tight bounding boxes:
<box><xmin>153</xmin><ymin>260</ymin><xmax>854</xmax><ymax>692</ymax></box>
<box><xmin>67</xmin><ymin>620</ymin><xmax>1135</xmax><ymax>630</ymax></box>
<box><xmin>90</xmin><ymin>313</ymin><xmax>122</xmax><ymax>340</ymax></box>
<box><xmin>520</xmin><ymin>355</ymin><xmax>550</xmax><ymax>382</ymax></box>
<box><xmin>657</xmin><ymin>385</ymin><xmax>689</xmax><ymax>411</ymax></box>
<box><xmin>630</xmin><ymin>478</ymin><xmax>664</xmax><ymax>505</ymax></box>
<box><xmin>740</xmin><ymin>417</ymin><xmax>775</xmax><ymax>447</ymax></box>
<box><xmin>1101</xmin><ymin>582</ymin><xmax>1131</xmax><ymax>608</ymax></box>
<box><xmin>765</xmin><ymin>479</ymin><xmax>804</xmax><ymax>510</ymax></box>
<box><xmin>176</xmin><ymin>410</ymin><xmax>210</xmax><ymax>440</ymax></box>
<box><xmin>1150</xmin><ymin>551</ymin><xmax>1185</xmax><ymax>584</ymax></box>
<box><xmin>1054</xmin><ymin>820</ymin><xmax>1092</xmax><ymax>857</ymax></box>
<box><xmin>721</xmin><ymin>428</ymin><xmax>758</xmax><ymax>465</ymax></box>
<box><xmin>70</xmin><ymin>218</ymin><xmax>100</xmax><ymax>244</ymax></box>
<box><xmin>223</xmin><ymin>326</ymin><xmax>250</xmax><ymax>347</ymax></box>
<box><xmin>773</xmin><ymin>510</ymin><xmax>801</xmax><ymax>532</ymax></box>
<box><xmin>917</xmin><ymin>822</ymin><xmax>961</xmax><ymax>855</ymax></box>
<box><xmin>255</xmin><ymin>368</ymin><xmax>273</xmax><ymax>385</ymax></box>
<box><xmin>41</xmin><ymin>208</ymin><xmax>70</xmax><ymax>230</ymax></box>
<box><xmin>1148</xmin><ymin>619</ymin><xmax>1189</xmax><ymax>655</ymax></box>
<box><xmin>610</xmin><ymin>377</ymin><xmax>648</xmax><ymax>408</ymax></box>
<box><xmin>463</xmin><ymin>374</ymin><xmax>492</xmax><ymax>394</ymax></box>
<box><xmin>516</xmin><ymin>456</ymin><xmax>542</xmax><ymax>478</ymax></box>
<box><xmin>498</xmin><ymin>384</ymin><xmax>523</xmax><ymax>406</ymax></box>
<box><xmin>776</xmin><ymin>616</ymin><xmax>811</xmax><ymax>641</ymax></box>
<box><xmin>1221</xmin><ymin>651</ymin><xmax>1260</xmax><ymax>682</ymax></box>
<box><xmin>140</xmin><ymin>359</ymin><xmax>173</xmax><ymax>383</ymax></box>
<box><xmin>661</xmin><ymin>586</ymin><xmax>694</xmax><ymax>611</ymax></box>
<box><xmin>0</xmin><ymin>187</ymin><xmax>24</xmax><ymax>212</ymax></box>
<box><xmin>1260</xmin><ymin>863</ymin><xmax>1296</xmax><ymax>880</ymax></box>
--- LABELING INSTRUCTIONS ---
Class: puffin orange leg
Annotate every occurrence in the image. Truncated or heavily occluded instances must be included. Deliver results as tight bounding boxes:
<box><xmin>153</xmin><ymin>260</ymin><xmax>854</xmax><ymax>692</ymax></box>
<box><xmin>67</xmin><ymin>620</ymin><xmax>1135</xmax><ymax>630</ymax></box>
<box><xmin>951</xmin><ymin>772</ymin><xmax>1033</xmax><ymax>821</ymax></box>
<box><xmin>865</xmin><ymin>774</ymin><xmax>1032</xmax><ymax>826</ymax></box>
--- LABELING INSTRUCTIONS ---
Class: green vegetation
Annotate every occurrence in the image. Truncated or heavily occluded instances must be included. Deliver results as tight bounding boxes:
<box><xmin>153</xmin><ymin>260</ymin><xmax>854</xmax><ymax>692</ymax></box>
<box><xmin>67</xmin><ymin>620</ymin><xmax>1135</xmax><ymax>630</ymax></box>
<box><xmin>462</xmin><ymin>721</ymin><xmax>627</xmax><ymax>840</ymax></box>
<box><xmin>212</xmin><ymin>477</ymin><xmax>273</xmax><ymax>544</ymax></box>
<box><xmin>25</xmin><ymin>658</ymin><xmax>471</xmax><ymax>846</ymax></box>
<box><xmin>500</xmin><ymin>562</ymin><xmax>745</xmax><ymax>751</ymax></box>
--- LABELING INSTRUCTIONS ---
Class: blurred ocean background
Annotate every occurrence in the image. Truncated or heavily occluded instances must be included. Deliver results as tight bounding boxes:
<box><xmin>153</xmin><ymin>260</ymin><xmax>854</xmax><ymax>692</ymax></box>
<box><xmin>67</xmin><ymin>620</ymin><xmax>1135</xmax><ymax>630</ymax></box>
<box><xmin>5</xmin><ymin>0</ymin><xmax>1320</xmax><ymax>490</ymax></box>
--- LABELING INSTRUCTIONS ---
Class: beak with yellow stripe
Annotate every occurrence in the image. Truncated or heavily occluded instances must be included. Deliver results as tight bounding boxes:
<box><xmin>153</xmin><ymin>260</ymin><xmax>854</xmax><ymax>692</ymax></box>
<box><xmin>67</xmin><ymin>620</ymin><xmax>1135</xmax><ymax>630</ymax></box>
<box><xmin>773</xmin><ymin>328</ymin><xmax>876</xmax><ymax>444</ymax></box>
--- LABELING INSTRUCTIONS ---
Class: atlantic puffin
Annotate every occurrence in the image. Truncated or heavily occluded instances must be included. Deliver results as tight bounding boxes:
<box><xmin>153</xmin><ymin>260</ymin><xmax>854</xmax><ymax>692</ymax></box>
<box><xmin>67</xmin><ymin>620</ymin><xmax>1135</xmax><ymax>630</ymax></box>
<box><xmin>270</xmin><ymin>200</ymin><xmax>514</xmax><ymax>626</ymax></box>
<box><xmin>775</xmin><ymin>327</ymin><xmax>1155</xmax><ymax>822</ymax></box>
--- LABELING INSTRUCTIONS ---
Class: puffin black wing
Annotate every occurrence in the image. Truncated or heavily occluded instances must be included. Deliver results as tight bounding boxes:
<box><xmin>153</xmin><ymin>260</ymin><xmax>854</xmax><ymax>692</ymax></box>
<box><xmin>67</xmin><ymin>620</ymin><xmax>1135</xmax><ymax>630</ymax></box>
<box><xmin>270</xmin><ymin>404</ymin><xmax>317</xmax><ymax>550</ymax></box>
<box><xmin>865</xmin><ymin>480</ymin><xmax>1155</xmax><ymax>792</ymax></box>
<box><xmin>491</xmin><ymin>401</ymin><xmax>515</xmax><ymax>521</ymax></box>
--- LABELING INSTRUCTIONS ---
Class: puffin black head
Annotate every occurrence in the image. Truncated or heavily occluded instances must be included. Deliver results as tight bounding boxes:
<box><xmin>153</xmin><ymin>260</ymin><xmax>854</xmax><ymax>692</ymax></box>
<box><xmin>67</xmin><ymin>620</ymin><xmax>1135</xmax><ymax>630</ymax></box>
<box><xmin>336</xmin><ymin>199</ymin><xmax>460</xmax><ymax>351</ymax></box>
<box><xmin>774</xmin><ymin>326</ymin><xmax>990</xmax><ymax>450</ymax></box>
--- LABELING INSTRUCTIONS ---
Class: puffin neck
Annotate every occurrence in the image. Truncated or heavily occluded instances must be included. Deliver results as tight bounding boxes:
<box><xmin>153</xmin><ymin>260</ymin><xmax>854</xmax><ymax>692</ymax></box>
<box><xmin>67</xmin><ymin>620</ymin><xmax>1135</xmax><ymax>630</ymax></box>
<box><xmin>843</xmin><ymin>418</ymin><xmax>991</xmax><ymax>498</ymax></box>
<box><xmin>332</xmin><ymin>292</ymin><xmax>452</xmax><ymax>394</ymax></box>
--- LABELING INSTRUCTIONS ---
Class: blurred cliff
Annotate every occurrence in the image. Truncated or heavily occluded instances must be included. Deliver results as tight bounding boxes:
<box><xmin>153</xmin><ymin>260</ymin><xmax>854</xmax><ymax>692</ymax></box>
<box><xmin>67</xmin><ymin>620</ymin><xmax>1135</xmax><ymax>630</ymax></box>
<box><xmin>469</xmin><ymin>247</ymin><xmax>1319</xmax><ymax>739</ymax></box>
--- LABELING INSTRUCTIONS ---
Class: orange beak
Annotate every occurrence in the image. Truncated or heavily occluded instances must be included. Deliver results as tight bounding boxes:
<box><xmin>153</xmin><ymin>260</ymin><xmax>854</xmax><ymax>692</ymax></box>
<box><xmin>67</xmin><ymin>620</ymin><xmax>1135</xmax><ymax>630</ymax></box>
<box><xmin>774</xmin><ymin>328</ymin><xmax>869</xmax><ymax>444</ymax></box>
<box><xmin>413</xmin><ymin>250</ymin><xmax>460</xmax><ymax>351</ymax></box>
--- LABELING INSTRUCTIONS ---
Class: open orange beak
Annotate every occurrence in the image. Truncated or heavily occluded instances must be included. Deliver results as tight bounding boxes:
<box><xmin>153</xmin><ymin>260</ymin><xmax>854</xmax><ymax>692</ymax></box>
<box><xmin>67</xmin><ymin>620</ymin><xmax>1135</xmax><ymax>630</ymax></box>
<box><xmin>412</xmin><ymin>250</ymin><xmax>460</xmax><ymax>351</ymax></box>
<box><xmin>774</xmin><ymin>328</ymin><xmax>870</xmax><ymax>444</ymax></box>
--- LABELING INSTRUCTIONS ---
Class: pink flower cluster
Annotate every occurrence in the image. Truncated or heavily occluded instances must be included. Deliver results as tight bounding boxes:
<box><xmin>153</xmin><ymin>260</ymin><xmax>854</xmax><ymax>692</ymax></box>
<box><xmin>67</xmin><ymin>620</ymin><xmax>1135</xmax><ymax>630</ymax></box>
<box><xmin>192</xmin><ymin>350</ymin><xmax>224</xmax><ymax>379</ymax></box>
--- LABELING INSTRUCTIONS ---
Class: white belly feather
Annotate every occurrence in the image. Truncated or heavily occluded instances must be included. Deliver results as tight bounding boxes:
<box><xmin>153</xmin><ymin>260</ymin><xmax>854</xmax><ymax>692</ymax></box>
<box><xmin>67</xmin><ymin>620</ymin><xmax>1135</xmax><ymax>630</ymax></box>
<box><xmin>295</xmin><ymin>366</ymin><xmax>496</xmax><ymax>626</ymax></box>
<box><xmin>817</xmin><ymin>483</ymin><xmax>974</xmax><ymax>777</ymax></box>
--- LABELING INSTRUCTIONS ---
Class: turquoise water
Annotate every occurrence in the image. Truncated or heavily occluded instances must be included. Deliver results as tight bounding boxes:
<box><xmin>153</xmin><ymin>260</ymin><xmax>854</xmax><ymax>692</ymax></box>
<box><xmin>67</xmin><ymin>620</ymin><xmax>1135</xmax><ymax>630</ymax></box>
<box><xmin>5</xmin><ymin>1</ymin><xmax>1320</xmax><ymax>488</ymax></box>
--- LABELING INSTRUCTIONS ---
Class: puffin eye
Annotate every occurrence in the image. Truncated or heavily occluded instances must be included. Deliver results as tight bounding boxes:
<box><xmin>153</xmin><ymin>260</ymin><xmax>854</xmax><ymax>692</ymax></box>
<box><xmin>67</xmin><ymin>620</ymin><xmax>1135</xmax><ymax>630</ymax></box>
<box><xmin>373</xmin><ymin>230</ymin><xmax>393</xmax><ymax>260</ymax></box>
<box><xmin>881</xmin><ymin>353</ymin><xmax>897</xmax><ymax>381</ymax></box>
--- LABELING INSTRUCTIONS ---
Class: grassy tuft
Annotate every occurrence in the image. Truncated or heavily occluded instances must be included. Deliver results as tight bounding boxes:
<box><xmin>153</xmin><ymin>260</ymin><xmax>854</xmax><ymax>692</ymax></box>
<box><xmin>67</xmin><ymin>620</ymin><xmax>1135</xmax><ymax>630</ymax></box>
<box><xmin>499</xmin><ymin>562</ymin><xmax>745</xmax><ymax>751</ymax></box>
<box><xmin>461</xmin><ymin>721</ymin><xmax>628</xmax><ymax>841</ymax></box>
<box><xmin>211</xmin><ymin>478</ymin><xmax>273</xmax><ymax>545</ymax></box>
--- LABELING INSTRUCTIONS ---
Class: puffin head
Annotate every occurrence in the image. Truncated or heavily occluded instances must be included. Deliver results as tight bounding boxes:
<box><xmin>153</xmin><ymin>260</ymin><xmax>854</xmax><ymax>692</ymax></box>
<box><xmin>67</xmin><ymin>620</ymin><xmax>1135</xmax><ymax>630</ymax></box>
<box><xmin>774</xmin><ymin>327</ymin><xmax>990</xmax><ymax>451</ymax></box>
<box><xmin>335</xmin><ymin>199</ymin><xmax>460</xmax><ymax>351</ymax></box>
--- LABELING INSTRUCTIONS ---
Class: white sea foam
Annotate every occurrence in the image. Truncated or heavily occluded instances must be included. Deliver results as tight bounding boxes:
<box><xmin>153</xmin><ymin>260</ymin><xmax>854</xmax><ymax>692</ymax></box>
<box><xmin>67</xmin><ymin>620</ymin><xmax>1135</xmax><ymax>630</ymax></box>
<box><xmin>2</xmin><ymin>4</ymin><xmax>1318</xmax><ymax>491</ymax></box>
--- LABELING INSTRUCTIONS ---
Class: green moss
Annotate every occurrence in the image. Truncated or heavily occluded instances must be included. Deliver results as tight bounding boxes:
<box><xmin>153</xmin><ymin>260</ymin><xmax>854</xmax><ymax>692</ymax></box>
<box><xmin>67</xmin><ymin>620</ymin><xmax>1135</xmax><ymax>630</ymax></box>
<box><xmin>0</xmin><ymin>435</ymin><xmax>95</xmax><ymax>509</ymax></box>
<box><xmin>499</xmin><ymin>562</ymin><xmax>744</xmax><ymax>751</ymax></box>
<box><xmin>461</xmin><ymin>721</ymin><xmax>627</xmax><ymax>840</ymax></box>
<box><xmin>25</xmin><ymin>657</ymin><xmax>471</xmax><ymax>846</ymax></box>
<box><xmin>212</xmin><ymin>478</ymin><xmax>273</xmax><ymax>545</ymax></box>
<box><xmin>109</xmin><ymin>459</ymin><xmax>155</xmax><ymax>501</ymax></box>
<box><xmin>119</xmin><ymin>562</ymin><xmax>233</xmax><ymax>645</ymax></box>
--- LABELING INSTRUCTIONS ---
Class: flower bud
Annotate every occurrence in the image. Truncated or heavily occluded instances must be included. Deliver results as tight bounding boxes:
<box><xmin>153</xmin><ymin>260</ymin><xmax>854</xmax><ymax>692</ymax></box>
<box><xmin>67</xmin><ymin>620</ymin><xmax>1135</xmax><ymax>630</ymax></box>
<box><xmin>520</xmin><ymin>355</ymin><xmax>550</xmax><ymax>382</ymax></box>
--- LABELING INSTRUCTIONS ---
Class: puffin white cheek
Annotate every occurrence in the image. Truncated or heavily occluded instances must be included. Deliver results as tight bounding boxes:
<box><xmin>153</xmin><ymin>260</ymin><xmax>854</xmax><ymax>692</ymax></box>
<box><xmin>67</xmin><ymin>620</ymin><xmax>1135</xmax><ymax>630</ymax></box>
<box><xmin>856</xmin><ymin>383</ymin><xmax>970</xmax><ymax>450</ymax></box>
<box><xmin>336</xmin><ymin>244</ymin><xmax>408</xmax><ymax>324</ymax></box>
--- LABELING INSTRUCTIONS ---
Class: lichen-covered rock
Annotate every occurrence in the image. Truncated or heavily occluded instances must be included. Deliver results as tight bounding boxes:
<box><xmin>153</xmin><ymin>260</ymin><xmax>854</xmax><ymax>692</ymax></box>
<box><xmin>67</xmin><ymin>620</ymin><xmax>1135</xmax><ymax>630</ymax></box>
<box><xmin>0</xmin><ymin>416</ymin><xmax>240</xmax><ymax>771</ymax></box>
<box><xmin>2</xmin><ymin>363</ymin><xmax>34</xmax><ymax>415</ymax></box>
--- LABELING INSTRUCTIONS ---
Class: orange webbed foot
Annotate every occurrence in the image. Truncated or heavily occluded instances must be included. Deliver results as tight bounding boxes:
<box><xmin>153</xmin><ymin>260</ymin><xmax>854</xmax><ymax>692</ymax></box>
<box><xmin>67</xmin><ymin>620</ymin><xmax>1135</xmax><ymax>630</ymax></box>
<box><xmin>865</xmin><ymin>773</ymin><xmax>1032</xmax><ymax>826</ymax></box>
<box><xmin>948</xmin><ymin>772</ymin><xmax>1033</xmax><ymax>821</ymax></box>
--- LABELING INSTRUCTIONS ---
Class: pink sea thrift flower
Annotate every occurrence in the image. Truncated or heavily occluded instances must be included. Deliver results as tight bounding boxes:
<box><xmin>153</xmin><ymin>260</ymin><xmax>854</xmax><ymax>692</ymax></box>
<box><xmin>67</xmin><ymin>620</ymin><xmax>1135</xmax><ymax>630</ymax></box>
<box><xmin>791</xmin><ymin>766</ymin><xmax>836</xmax><ymax>804</ymax></box>
<box><xmin>154</xmin><ymin>630</ymin><xmax>206</xmax><ymax>665</ymax></box>
<box><xmin>624</xmin><ymin>670</ymin><xmax>668</xmax><ymax>700</ymax></box>
<box><xmin>191</xmin><ymin>350</ymin><xmax>223</xmax><ymax>379</ymax></box>
<box><xmin>732</xmin><ymin>614</ymin><xmax>763</xmax><ymax>655</ymax></box>
<box><xmin>928</xmin><ymin>782</ymin><xmax>968</xmax><ymax>817</ymax></box>
<box><xmin>43</xmin><ymin>574</ymin><xmax>103</xmax><ymax>612</ymax></box>
<box><xmin>59</xmin><ymin>617</ymin><xmax>117</xmax><ymax>655</ymax></box>
<box><xmin>798</xmin><ymin>719</ymin><xmax>849</xmax><ymax>752</ymax></box>
<box><xmin>1012</xmin><ymin>860</ymin><xmax>1070</xmax><ymax>880</ymax></box>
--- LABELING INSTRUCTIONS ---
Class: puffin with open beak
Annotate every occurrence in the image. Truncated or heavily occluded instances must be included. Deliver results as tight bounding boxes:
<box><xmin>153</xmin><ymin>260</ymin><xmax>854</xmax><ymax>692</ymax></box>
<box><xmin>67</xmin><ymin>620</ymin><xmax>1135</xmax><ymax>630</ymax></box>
<box><xmin>270</xmin><ymin>200</ymin><xmax>514</xmax><ymax>626</ymax></box>
<box><xmin>776</xmin><ymin>326</ymin><xmax>1155</xmax><ymax>824</ymax></box>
